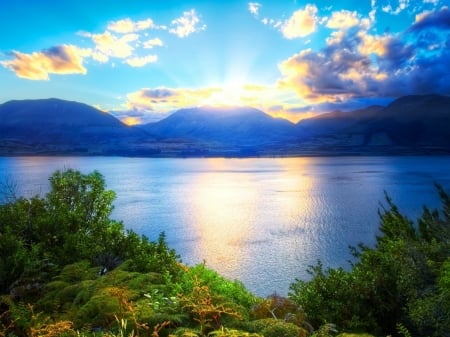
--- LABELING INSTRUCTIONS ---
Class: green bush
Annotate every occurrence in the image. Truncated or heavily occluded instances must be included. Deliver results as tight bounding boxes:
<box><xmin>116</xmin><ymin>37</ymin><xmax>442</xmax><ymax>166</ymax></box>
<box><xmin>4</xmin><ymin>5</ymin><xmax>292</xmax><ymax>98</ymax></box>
<box><xmin>243</xmin><ymin>318</ymin><xmax>307</xmax><ymax>337</ymax></box>
<box><xmin>289</xmin><ymin>186</ymin><xmax>450</xmax><ymax>336</ymax></box>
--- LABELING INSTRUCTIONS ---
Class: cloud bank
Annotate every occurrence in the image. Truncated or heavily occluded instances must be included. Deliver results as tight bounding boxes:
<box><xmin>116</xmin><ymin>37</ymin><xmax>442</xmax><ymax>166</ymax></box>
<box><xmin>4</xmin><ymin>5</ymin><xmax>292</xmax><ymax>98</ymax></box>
<box><xmin>1</xmin><ymin>10</ymin><xmax>205</xmax><ymax>79</ymax></box>
<box><xmin>278</xmin><ymin>6</ymin><xmax>450</xmax><ymax>104</ymax></box>
<box><xmin>0</xmin><ymin>45</ymin><xmax>87</xmax><ymax>80</ymax></box>
<box><xmin>169</xmin><ymin>9</ymin><xmax>206</xmax><ymax>38</ymax></box>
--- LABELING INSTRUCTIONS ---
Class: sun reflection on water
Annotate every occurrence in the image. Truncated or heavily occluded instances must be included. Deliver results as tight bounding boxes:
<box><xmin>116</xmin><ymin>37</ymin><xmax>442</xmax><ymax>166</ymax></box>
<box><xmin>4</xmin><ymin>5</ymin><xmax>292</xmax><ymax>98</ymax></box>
<box><xmin>188</xmin><ymin>158</ymin><xmax>317</xmax><ymax>278</ymax></box>
<box><xmin>190</xmin><ymin>163</ymin><xmax>257</xmax><ymax>271</ymax></box>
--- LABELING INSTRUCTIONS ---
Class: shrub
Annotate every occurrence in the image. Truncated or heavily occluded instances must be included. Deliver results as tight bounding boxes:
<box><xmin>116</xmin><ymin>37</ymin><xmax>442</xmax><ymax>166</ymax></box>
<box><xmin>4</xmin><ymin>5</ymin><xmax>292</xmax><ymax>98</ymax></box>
<box><xmin>289</xmin><ymin>186</ymin><xmax>450</xmax><ymax>336</ymax></box>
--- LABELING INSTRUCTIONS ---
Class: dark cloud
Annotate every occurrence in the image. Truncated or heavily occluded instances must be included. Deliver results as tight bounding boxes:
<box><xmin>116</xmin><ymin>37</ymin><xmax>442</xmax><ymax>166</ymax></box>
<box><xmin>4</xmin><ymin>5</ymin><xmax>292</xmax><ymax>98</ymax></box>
<box><xmin>286</xmin><ymin>106</ymin><xmax>313</xmax><ymax>113</ymax></box>
<box><xmin>279</xmin><ymin>7</ymin><xmax>450</xmax><ymax>101</ymax></box>
<box><xmin>379</xmin><ymin>37</ymin><xmax>415</xmax><ymax>72</ymax></box>
<box><xmin>279</xmin><ymin>28</ymin><xmax>385</xmax><ymax>99</ymax></box>
<box><xmin>312</xmin><ymin>97</ymin><xmax>394</xmax><ymax>112</ymax></box>
<box><xmin>111</xmin><ymin>109</ymin><xmax>146</xmax><ymax>118</ymax></box>
<box><xmin>141</xmin><ymin>88</ymin><xmax>178</xmax><ymax>99</ymax></box>
<box><xmin>409</xmin><ymin>7</ymin><xmax>450</xmax><ymax>32</ymax></box>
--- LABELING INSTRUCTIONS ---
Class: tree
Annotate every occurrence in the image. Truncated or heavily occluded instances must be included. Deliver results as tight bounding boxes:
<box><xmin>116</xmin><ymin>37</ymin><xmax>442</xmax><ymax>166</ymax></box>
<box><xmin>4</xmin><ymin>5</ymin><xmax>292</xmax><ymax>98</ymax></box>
<box><xmin>289</xmin><ymin>186</ymin><xmax>450</xmax><ymax>336</ymax></box>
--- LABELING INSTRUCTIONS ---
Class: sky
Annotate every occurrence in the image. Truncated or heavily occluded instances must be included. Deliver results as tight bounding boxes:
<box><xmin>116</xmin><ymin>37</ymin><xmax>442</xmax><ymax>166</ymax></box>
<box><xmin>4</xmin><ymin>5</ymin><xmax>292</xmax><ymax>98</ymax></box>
<box><xmin>0</xmin><ymin>0</ymin><xmax>449</xmax><ymax>124</ymax></box>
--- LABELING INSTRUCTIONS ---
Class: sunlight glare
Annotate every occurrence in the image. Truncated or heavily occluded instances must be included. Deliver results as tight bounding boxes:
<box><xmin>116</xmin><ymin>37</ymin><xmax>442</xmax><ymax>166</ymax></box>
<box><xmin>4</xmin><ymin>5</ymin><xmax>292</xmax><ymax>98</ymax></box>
<box><xmin>202</xmin><ymin>80</ymin><xmax>246</xmax><ymax>107</ymax></box>
<box><xmin>122</xmin><ymin>116</ymin><xmax>141</xmax><ymax>126</ymax></box>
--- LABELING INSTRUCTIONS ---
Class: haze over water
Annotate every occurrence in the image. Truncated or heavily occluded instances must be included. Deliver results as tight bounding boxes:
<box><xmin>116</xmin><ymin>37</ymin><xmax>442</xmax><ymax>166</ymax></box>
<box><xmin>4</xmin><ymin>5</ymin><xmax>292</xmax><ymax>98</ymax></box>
<box><xmin>1</xmin><ymin>156</ymin><xmax>450</xmax><ymax>296</ymax></box>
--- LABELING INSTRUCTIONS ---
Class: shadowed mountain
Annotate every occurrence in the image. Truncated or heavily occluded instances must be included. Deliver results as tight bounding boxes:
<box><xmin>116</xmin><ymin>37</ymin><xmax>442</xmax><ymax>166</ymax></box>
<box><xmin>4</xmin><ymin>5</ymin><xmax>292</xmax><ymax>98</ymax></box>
<box><xmin>295</xmin><ymin>94</ymin><xmax>450</xmax><ymax>151</ymax></box>
<box><xmin>1</xmin><ymin>95</ymin><xmax>449</xmax><ymax>156</ymax></box>
<box><xmin>296</xmin><ymin>105</ymin><xmax>384</xmax><ymax>137</ymax></box>
<box><xmin>363</xmin><ymin>94</ymin><xmax>450</xmax><ymax>146</ymax></box>
<box><xmin>142</xmin><ymin>106</ymin><xmax>297</xmax><ymax>146</ymax></box>
<box><xmin>0</xmin><ymin>98</ymin><xmax>147</xmax><ymax>154</ymax></box>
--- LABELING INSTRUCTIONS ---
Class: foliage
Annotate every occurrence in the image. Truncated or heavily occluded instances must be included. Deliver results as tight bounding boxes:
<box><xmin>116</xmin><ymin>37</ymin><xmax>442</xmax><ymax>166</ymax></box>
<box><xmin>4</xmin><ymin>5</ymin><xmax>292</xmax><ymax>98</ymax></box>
<box><xmin>0</xmin><ymin>169</ymin><xmax>186</xmax><ymax>336</ymax></box>
<box><xmin>208</xmin><ymin>327</ymin><xmax>263</xmax><ymax>337</ymax></box>
<box><xmin>177</xmin><ymin>273</ymin><xmax>243</xmax><ymax>335</ymax></box>
<box><xmin>0</xmin><ymin>169</ymin><xmax>182</xmax><ymax>300</ymax></box>
<box><xmin>289</xmin><ymin>185</ymin><xmax>450</xmax><ymax>336</ymax></box>
<box><xmin>4</xmin><ymin>168</ymin><xmax>449</xmax><ymax>337</ymax></box>
<box><xmin>170</xmin><ymin>263</ymin><xmax>258</xmax><ymax>319</ymax></box>
<box><xmin>241</xmin><ymin>318</ymin><xmax>307</xmax><ymax>337</ymax></box>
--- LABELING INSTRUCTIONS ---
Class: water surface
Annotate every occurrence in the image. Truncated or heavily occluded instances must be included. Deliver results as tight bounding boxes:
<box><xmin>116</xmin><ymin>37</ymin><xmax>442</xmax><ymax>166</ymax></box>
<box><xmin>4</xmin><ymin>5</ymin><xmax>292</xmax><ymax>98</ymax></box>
<box><xmin>1</xmin><ymin>156</ymin><xmax>449</xmax><ymax>296</ymax></box>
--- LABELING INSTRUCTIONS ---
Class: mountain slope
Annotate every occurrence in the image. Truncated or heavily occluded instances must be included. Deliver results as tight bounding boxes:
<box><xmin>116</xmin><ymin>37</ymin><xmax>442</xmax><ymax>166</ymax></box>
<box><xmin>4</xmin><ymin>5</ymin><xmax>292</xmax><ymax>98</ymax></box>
<box><xmin>0</xmin><ymin>98</ymin><xmax>147</xmax><ymax>154</ymax></box>
<box><xmin>142</xmin><ymin>106</ymin><xmax>297</xmax><ymax>145</ymax></box>
<box><xmin>295</xmin><ymin>94</ymin><xmax>450</xmax><ymax>149</ymax></box>
<box><xmin>0</xmin><ymin>98</ymin><xmax>124</xmax><ymax>127</ymax></box>
<box><xmin>1</xmin><ymin>95</ymin><xmax>449</xmax><ymax>156</ymax></box>
<box><xmin>296</xmin><ymin>105</ymin><xmax>383</xmax><ymax>137</ymax></box>
<box><xmin>0</xmin><ymin>98</ymin><xmax>143</xmax><ymax>143</ymax></box>
<box><xmin>364</xmin><ymin>94</ymin><xmax>450</xmax><ymax>145</ymax></box>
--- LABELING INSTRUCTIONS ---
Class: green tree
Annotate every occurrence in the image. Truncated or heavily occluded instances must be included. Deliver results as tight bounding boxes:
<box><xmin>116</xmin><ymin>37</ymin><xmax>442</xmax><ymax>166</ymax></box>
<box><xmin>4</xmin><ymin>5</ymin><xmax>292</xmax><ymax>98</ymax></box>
<box><xmin>289</xmin><ymin>186</ymin><xmax>450</xmax><ymax>336</ymax></box>
<box><xmin>0</xmin><ymin>169</ymin><xmax>181</xmax><ymax>300</ymax></box>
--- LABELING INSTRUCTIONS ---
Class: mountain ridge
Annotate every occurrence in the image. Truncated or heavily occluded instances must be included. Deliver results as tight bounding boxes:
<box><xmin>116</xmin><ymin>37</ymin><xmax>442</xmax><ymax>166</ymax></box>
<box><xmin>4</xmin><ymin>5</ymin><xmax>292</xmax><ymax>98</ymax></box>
<box><xmin>1</xmin><ymin>94</ymin><xmax>449</xmax><ymax>156</ymax></box>
<box><xmin>142</xmin><ymin>106</ymin><xmax>296</xmax><ymax>145</ymax></box>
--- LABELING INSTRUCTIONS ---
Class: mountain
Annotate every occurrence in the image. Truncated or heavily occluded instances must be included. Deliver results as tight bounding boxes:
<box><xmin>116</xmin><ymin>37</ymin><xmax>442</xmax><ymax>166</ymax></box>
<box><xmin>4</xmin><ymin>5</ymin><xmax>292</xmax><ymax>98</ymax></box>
<box><xmin>1</xmin><ymin>95</ymin><xmax>449</xmax><ymax>156</ymax></box>
<box><xmin>0</xmin><ymin>98</ymin><xmax>147</xmax><ymax>154</ymax></box>
<box><xmin>142</xmin><ymin>106</ymin><xmax>297</xmax><ymax>146</ymax></box>
<box><xmin>363</xmin><ymin>94</ymin><xmax>450</xmax><ymax>146</ymax></box>
<box><xmin>296</xmin><ymin>105</ymin><xmax>383</xmax><ymax>137</ymax></box>
<box><xmin>295</xmin><ymin>94</ymin><xmax>450</xmax><ymax>152</ymax></box>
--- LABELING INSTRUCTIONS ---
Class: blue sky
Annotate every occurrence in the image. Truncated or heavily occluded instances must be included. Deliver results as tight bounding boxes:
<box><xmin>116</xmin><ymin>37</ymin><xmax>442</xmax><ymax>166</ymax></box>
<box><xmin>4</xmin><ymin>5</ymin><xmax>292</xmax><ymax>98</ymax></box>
<box><xmin>1</xmin><ymin>0</ymin><xmax>449</xmax><ymax>124</ymax></box>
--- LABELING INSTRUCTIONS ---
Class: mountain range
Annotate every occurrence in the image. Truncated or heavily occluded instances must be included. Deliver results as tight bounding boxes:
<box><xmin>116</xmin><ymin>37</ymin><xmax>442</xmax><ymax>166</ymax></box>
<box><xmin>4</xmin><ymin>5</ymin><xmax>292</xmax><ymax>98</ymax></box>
<box><xmin>0</xmin><ymin>94</ymin><xmax>449</xmax><ymax>156</ymax></box>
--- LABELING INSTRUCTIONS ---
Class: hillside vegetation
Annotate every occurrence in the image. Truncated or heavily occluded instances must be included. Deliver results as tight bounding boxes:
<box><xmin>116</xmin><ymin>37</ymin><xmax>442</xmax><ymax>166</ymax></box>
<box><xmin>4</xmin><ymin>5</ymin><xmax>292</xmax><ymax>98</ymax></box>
<box><xmin>0</xmin><ymin>169</ymin><xmax>449</xmax><ymax>337</ymax></box>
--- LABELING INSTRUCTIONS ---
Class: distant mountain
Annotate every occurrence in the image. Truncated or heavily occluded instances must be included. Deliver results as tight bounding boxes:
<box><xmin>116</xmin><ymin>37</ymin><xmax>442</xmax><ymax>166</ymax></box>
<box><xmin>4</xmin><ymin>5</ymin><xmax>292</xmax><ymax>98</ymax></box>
<box><xmin>142</xmin><ymin>106</ymin><xmax>297</xmax><ymax>146</ymax></box>
<box><xmin>296</xmin><ymin>105</ymin><xmax>384</xmax><ymax>137</ymax></box>
<box><xmin>1</xmin><ymin>95</ymin><xmax>449</xmax><ymax>156</ymax></box>
<box><xmin>295</xmin><ymin>94</ymin><xmax>450</xmax><ymax>151</ymax></box>
<box><xmin>0</xmin><ymin>98</ymin><xmax>147</xmax><ymax>154</ymax></box>
<box><xmin>363</xmin><ymin>94</ymin><xmax>450</xmax><ymax>146</ymax></box>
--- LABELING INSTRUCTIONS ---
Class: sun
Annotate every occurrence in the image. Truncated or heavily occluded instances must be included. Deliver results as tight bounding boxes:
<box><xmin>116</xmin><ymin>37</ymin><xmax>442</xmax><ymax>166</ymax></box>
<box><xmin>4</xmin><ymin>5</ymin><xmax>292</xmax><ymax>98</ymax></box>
<box><xmin>202</xmin><ymin>81</ymin><xmax>246</xmax><ymax>107</ymax></box>
<box><xmin>122</xmin><ymin>116</ymin><xmax>141</xmax><ymax>126</ymax></box>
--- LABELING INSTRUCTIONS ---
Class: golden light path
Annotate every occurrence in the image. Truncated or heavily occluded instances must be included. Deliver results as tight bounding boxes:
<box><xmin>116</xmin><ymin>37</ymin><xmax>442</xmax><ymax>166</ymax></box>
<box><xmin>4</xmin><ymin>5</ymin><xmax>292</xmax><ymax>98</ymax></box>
<box><xmin>189</xmin><ymin>158</ymin><xmax>317</xmax><ymax>277</ymax></box>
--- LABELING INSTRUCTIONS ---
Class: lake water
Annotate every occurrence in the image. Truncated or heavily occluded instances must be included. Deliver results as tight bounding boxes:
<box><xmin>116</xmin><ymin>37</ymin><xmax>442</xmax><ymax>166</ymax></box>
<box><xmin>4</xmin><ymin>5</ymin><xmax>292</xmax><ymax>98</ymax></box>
<box><xmin>1</xmin><ymin>156</ymin><xmax>450</xmax><ymax>296</ymax></box>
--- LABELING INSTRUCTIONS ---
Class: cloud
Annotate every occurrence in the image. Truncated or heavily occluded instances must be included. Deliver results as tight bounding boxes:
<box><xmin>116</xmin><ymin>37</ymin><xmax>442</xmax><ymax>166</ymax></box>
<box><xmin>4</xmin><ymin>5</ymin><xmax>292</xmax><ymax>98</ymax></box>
<box><xmin>281</xmin><ymin>4</ymin><xmax>318</xmax><ymax>39</ymax></box>
<box><xmin>381</xmin><ymin>0</ymin><xmax>410</xmax><ymax>15</ymax></box>
<box><xmin>124</xmin><ymin>84</ymin><xmax>309</xmax><ymax>123</ymax></box>
<box><xmin>143</xmin><ymin>38</ymin><xmax>164</xmax><ymax>49</ymax></box>
<box><xmin>277</xmin><ymin>6</ymin><xmax>450</xmax><ymax>102</ymax></box>
<box><xmin>169</xmin><ymin>9</ymin><xmax>206</xmax><ymax>38</ymax></box>
<box><xmin>127</xmin><ymin>87</ymin><xmax>220</xmax><ymax>112</ymax></box>
<box><xmin>0</xmin><ymin>45</ymin><xmax>87</xmax><ymax>80</ymax></box>
<box><xmin>248</xmin><ymin>2</ymin><xmax>262</xmax><ymax>17</ymax></box>
<box><xmin>411</xmin><ymin>6</ymin><xmax>450</xmax><ymax>31</ymax></box>
<box><xmin>261</xmin><ymin>17</ymin><xmax>283</xmax><ymax>28</ymax></box>
<box><xmin>107</xmin><ymin>18</ymin><xmax>156</xmax><ymax>33</ymax></box>
<box><xmin>79</xmin><ymin>31</ymin><xmax>139</xmax><ymax>61</ymax></box>
<box><xmin>125</xmin><ymin>54</ymin><xmax>158</xmax><ymax>67</ymax></box>
<box><xmin>326</xmin><ymin>10</ymin><xmax>360</xmax><ymax>29</ymax></box>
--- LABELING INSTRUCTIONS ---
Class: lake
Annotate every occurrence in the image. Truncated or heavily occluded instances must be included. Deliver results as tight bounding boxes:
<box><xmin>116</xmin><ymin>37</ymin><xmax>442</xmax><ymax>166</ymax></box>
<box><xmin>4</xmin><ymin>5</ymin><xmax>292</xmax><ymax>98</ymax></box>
<box><xmin>1</xmin><ymin>156</ymin><xmax>450</xmax><ymax>296</ymax></box>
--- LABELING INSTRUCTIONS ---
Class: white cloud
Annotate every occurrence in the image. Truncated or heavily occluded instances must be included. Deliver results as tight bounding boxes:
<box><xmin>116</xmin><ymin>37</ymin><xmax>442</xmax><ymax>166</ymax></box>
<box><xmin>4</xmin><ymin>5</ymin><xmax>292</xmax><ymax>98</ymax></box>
<box><xmin>169</xmin><ymin>9</ymin><xmax>206</xmax><ymax>38</ymax></box>
<box><xmin>79</xmin><ymin>31</ymin><xmax>139</xmax><ymax>60</ymax></box>
<box><xmin>281</xmin><ymin>5</ymin><xmax>319</xmax><ymax>39</ymax></box>
<box><xmin>125</xmin><ymin>54</ymin><xmax>158</xmax><ymax>67</ymax></box>
<box><xmin>326</xmin><ymin>10</ymin><xmax>360</xmax><ymax>29</ymax></box>
<box><xmin>107</xmin><ymin>18</ymin><xmax>156</xmax><ymax>33</ymax></box>
<box><xmin>143</xmin><ymin>38</ymin><xmax>163</xmax><ymax>49</ymax></box>
<box><xmin>248</xmin><ymin>2</ymin><xmax>262</xmax><ymax>16</ymax></box>
<box><xmin>381</xmin><ymin>0</ymin><xmax>410</xmax><ymax>15</ymax></box>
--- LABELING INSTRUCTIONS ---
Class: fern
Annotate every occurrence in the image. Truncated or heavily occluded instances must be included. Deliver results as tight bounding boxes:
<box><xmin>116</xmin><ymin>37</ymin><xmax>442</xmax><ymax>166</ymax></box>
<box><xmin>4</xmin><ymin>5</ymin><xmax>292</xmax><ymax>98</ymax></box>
<box><xmin>396</xmin><ymin>323</ymin><xmax>412</xmax><ymax>337</ymax></box>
